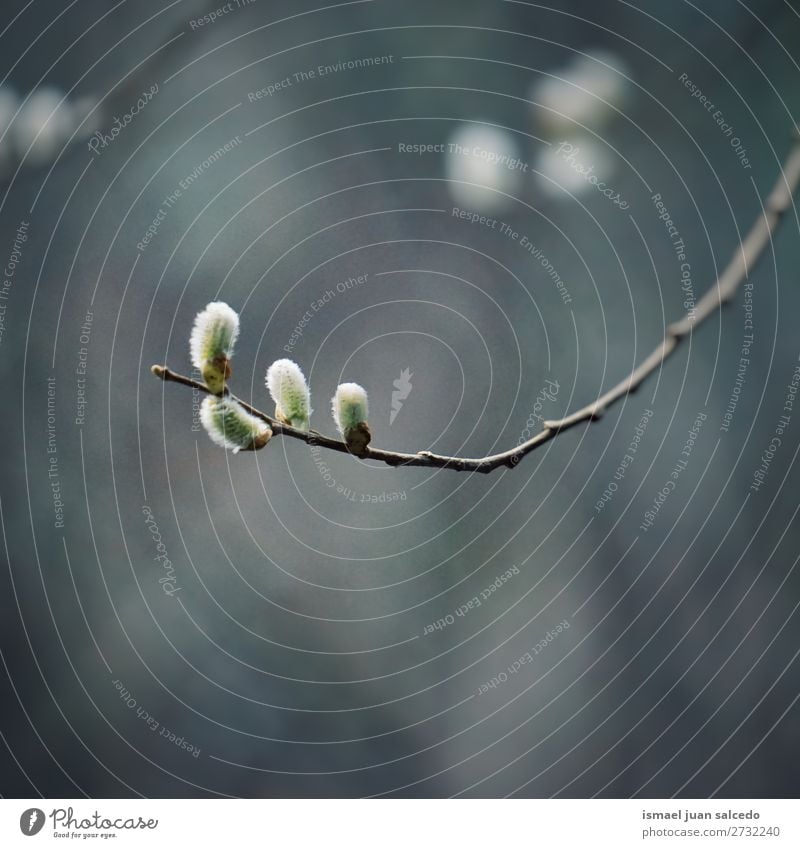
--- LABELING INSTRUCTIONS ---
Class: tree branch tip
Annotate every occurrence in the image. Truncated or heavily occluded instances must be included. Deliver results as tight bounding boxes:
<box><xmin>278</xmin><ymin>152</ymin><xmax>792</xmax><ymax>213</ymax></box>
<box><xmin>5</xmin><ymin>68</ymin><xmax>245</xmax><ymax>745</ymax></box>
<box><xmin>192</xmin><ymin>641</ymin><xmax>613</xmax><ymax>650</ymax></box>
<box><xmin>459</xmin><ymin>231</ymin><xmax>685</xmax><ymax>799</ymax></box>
<box><xmin>151</xmin><ymin>364</ymin><xmax>167</xmax><ymax>379</ymax></box>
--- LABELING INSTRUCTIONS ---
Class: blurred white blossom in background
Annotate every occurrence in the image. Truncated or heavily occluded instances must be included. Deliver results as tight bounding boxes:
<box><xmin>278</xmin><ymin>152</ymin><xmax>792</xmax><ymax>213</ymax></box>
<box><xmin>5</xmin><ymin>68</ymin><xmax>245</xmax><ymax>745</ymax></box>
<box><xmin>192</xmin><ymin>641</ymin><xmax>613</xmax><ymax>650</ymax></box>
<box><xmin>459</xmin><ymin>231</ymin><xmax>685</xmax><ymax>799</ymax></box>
<box><xmin>530</xmin><ymin>48</ymin><xmax>630</xmax><ymax>134</ymax></box>
<box><xmin>445</xmin><ymin>123</ymin><xmax>525</xmax><ymax>212</ymax></box>
<box><xmin>530</xmin><ymin>48</ymin><xmax>630</xmax><ymax>202</ymax></box>
<box><xmin>0</xmin><ymin>84</ymin><xmax>100</xmax><ymax>173</ymax></box>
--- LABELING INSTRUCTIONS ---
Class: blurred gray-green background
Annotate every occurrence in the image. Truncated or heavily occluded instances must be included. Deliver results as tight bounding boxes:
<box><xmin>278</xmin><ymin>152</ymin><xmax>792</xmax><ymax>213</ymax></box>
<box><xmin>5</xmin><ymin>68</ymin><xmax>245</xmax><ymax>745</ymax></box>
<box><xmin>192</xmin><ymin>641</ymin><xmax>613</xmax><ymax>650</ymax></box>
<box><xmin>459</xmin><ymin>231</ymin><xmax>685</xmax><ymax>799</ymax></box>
<box><xmin>1</xmin><ymin>0</ymin><xmax>799</xmax><ymax>798</ymax></box>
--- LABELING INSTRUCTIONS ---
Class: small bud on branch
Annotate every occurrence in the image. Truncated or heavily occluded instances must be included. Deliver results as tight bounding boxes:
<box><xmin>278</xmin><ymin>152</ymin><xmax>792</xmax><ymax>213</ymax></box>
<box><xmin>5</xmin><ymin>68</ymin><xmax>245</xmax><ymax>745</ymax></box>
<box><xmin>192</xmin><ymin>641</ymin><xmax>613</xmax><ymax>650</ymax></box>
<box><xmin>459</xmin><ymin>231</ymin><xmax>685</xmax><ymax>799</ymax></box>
<box><xmin>266</xmin><ymin>359</ymin><xmax>312</xmax><ymax>430</ymax></box>
<box><xmin>200</xmin><ymin>396</ymin><xmax>272</xmax><ymax>453</ymax></box>
<box><xmin>190</xmin><ymin>302</ymin><xmax>239</xmax><ymax>394</ymax></box>
<box><xmin>332</xmin><ymin>382</ymin><xmax>371</xmax><ymax>457</ymax></box>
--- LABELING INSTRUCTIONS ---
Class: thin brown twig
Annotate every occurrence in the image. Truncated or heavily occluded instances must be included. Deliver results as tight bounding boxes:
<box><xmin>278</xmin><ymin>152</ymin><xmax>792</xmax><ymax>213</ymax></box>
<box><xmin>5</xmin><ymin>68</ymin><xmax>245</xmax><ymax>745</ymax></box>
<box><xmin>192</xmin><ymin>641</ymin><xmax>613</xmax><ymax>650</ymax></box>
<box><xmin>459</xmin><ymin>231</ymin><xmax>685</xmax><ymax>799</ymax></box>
<box><xmin>152</xmin><ymin>132</ymin><xmax>800</xmax><ymax>474</ymax></box>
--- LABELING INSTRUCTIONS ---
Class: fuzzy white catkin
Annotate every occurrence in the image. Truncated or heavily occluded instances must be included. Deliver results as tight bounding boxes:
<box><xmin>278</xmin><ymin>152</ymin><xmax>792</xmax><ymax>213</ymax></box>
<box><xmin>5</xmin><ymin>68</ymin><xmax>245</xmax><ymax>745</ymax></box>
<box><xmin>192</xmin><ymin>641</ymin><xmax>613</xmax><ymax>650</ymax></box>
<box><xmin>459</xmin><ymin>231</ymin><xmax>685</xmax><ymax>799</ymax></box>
<box><xmin>331</xmin><ymin>383</ymin><xmax>368</xmax><ymax>434</ymax></box>
<box><xmin>200</xmin><ymin>396</ymin><xmax>270</xmax><ymax>453</ymax></box>
<box><xmin>190</xmin><ymin>302</ymin><xmax>239</xmax><ymax>367</ymax></box>
<box><xmin>265</xmin><ymin>359</ymin><xmax>311</xmax><ymax>430</ymax></box>
<box><xmin>11</xmin><ymin>86</ymin><xmax>76</xmax><ymax>166</ymax></box>
<box><xmin>0</xmin><ymin>85</ymin><xmax>102</xmax><ymax>172</ymax></box>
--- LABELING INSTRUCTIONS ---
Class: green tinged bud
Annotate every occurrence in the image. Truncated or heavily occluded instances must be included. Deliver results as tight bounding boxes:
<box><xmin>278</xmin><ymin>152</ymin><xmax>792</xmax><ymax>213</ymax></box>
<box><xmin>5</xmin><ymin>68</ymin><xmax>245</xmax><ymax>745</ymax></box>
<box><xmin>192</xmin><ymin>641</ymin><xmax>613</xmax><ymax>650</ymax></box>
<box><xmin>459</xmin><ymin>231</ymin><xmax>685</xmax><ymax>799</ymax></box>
<box><xmin>332</xmin><ymin>383</ymin><xmax>369</xmax><ymax>432</ymax></box>
<box><xmin>200</xmin><ymin>396</ymin><xmax>271</xmax><ymax>453</ymax></box>
<box><xmin>190</xmin><ymin>302</ymin><xmax>239</xmax><ymax>394</ymax></box>
<box><xmin>331</xmin><ymin>382</ymin><xmax>371</xmax><ymax>456</ymax></box>
<box><xmin>265</xmin><ymin>359</ymin><xmax>312</xmax><ymax>430</ymax></box>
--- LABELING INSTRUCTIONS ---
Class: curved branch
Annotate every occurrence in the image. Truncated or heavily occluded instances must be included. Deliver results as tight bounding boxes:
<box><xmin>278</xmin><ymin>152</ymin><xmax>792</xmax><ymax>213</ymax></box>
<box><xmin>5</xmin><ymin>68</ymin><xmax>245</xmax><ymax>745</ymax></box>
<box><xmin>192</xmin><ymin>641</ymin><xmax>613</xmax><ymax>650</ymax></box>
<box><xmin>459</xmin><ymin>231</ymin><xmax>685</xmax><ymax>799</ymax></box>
<box><xmin>152</xmin><ymin>131</ymin><xmax>800</xmax><ymax>474</ymax></box>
